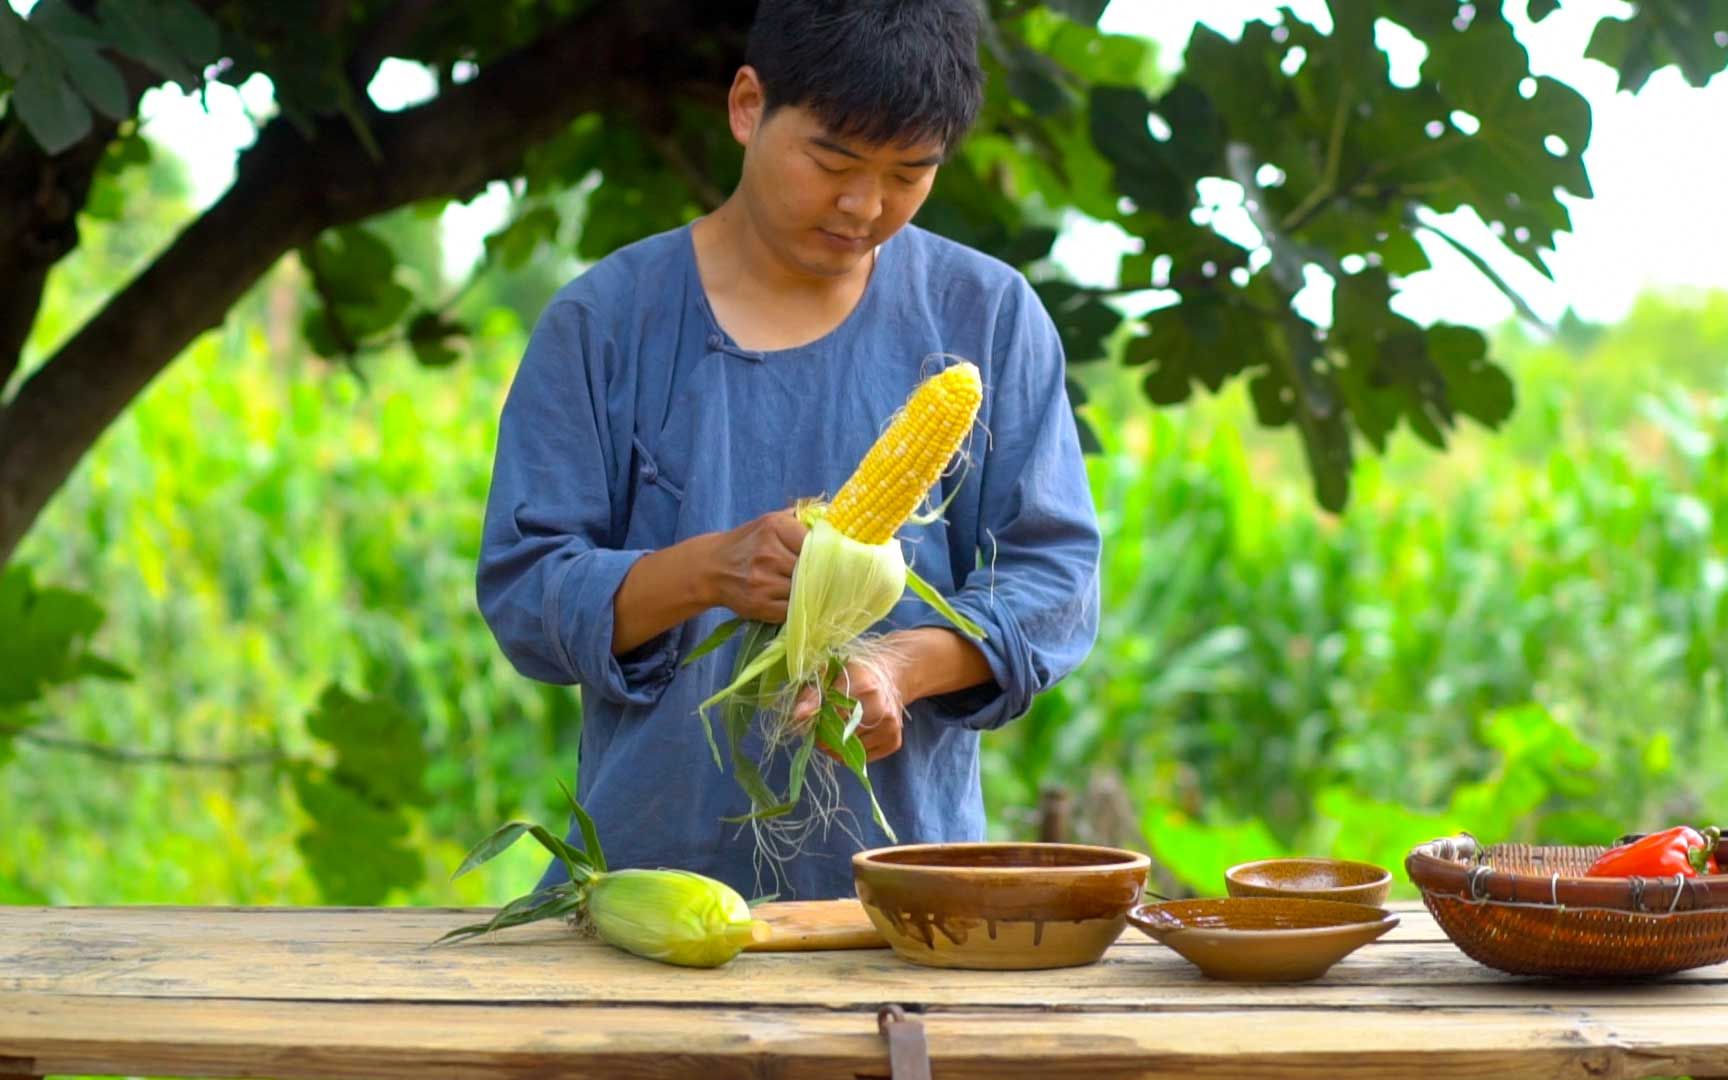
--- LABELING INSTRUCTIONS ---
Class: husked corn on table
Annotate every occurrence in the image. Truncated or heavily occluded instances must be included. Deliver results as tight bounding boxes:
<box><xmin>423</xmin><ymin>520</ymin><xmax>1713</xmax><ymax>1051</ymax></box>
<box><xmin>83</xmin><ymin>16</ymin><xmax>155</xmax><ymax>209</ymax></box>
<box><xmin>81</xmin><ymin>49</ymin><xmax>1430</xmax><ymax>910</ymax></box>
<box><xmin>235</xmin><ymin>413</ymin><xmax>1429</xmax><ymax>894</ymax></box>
<box><xmin>6</xmin><ymin>901</ymin><xmax>1728</xmax><ymax>1079</ymax></box>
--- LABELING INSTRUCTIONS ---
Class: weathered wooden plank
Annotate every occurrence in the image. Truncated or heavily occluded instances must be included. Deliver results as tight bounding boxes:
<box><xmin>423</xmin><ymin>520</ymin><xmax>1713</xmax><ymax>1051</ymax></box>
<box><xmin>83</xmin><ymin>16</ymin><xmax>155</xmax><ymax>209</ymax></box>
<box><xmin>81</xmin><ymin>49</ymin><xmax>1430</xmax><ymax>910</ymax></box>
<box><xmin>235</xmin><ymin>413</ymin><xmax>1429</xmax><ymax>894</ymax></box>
<box><xmin>3</xmin><ymin>906</ymin><xmax>1725</xmax><ymax>1013</ymax></box>
<box><xmin>4</xmin><ymin>994</ymin><xmax>1728</xmax><ymax>1080</ymax></box>
<box><xmin>0</xmin><ymin>901</ymin><xmax>1455</xmax><ymax>945</ymax></box>
<box><xmin>747</xmin><ymin>899</ymin><xmax>886</xmax><ymax>951</ymax></box>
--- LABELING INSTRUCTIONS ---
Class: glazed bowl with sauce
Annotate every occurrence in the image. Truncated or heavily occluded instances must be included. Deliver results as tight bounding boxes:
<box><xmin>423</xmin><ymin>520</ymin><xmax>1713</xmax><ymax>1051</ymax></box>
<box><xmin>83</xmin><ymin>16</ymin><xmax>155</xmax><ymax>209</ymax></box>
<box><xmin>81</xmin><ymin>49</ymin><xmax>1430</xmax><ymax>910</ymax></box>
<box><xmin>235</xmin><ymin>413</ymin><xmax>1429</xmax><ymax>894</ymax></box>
<box><xmin>852</xmin><ymin>842</ymin><xmax>1150</xmax><ymax>970</ymax></box>
<box><xmin>1224</xmin><ymin>856</ymin><xmax>1393</xmax><ymax>906</ymax></box>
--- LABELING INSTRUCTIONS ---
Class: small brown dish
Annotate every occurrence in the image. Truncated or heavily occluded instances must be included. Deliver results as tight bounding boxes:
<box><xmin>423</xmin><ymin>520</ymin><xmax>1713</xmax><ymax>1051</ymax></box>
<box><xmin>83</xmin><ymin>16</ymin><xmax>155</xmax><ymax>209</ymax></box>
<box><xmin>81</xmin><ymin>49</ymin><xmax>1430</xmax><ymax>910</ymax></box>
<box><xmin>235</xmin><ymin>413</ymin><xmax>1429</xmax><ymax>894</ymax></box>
<box><xmin>1128</xmin><ymin>896</ymin><xmax>1398</xmax><ymax>982</ymax></box>
<box><xmin>853</xmin><ymin>842</ymin><xmax>1150</xmax><ymax>970</ymax></box>
<box><xmin>1225</xmin><ymin>856</ymin><xmax>1393</xmax><ymax>906</ymax></box>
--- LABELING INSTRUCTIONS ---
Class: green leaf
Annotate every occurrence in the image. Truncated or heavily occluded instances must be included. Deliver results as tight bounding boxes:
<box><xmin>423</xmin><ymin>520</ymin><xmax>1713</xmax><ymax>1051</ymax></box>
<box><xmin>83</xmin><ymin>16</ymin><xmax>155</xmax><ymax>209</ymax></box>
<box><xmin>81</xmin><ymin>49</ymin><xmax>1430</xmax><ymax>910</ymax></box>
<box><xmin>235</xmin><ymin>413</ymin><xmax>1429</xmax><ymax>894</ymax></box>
<box><xmin>838</xmin><ymin>693</ymin><xmax>864</xmax><ymax>743</ymax></box>
<box><xmin>291</xmin><ymin>765</ymin><xmax>425</xmax><ymax>904</ymax></box>
<box><xmin>1332</xmin><ymin>271</ymin><xmax>1454</xmax><ymax>452</ymax></box>
<box><xmin>1126</xmin><ymin>293</ymin><xmax>1262</xmax><ymax>404</ymax></box>
<box><xmin>450</xmin><ymin>820</ymin><xmax>536</xmax><ymax>880</ymax></box>
<box><xmin>302</xmin><ymin>227</ymin><xmax>417</xmax><ymax>350</ymax></box>
<box><xmin>304</xmin><ymin>684</ymin><xmax>430</xmax><ymax>806</ymax></box>
<box><xmin>1377</xmin><ymin>230</ymin><xmax>1430</xmax><ymax>276</ymax></box>
<box><xmin>814</xmin><ymin>709</ymin><xmax>895</xmax><ymax>842</ymax></box>
<box><xmin>557</xmin><ymin>777</ymin><xmax>607</xmax><ymax>873</ymax></box>
<box><xmin>1527</xmin><ymin>0</ymin><xmax>1560</xmax><ymax>20</ymax></box>
<box><xmin>785</xmin><ymin>730</ymin><xmax>815</xmax><ymax>807</ymax></box>
<box><xmin>0</xmin><ymin>566</ymin><xmax>117</xmax><ymax>707</ymax></box>
<box><xmin>682</xmin><ymin>616</ymin><xmax>744</xmax><ymax>667</ymax></box>
<box><xmin>71</xmin><ymin>654</ymin><xmax>132</xmax><ymax>682</ymax></box>
<box><xmin>12</xmin><ymin>57</ymin><xmax>91</xmax><ymax>154</ymax></box>
<box><xmin>1034</xmin><ymin>282</ymin><xmax>1121</xmax><ymax>363</ymax></box>
<box><xmin>1002</xmin><ymin>37</ymin><xmax>1074</xmax><ymax>118</ymax></box>
<box><xmin>309</xmin><ymin>226</ymin><xmax>397</xmax><ymax>297</ymax></box>
<box><xmin>483</xmin><ymin>203</ymin><xmax>563</xmax><ymax>267</ymax></box>
<box><xmin>433</xmin><ymin>885</ymin><xmax>584</xmax><ymax>946</ymax></box>
<box><xmin>407</xmin><ymin>311</ymin><xmax>466</xmax><ymax>368</ymax></box>
<box><xmin>904</xmin><ymin>567</ymin><xmax>986</xmax><ymax>640</ymax></box>
<box><xmin>152</xmin><ymin>0</ymin><xmax>220</xmax><ymax>74</ymax></box>
<box><xmin>526</xmin><ymin>822</ymin><xmax>595</xmax><ymax>880</ymax></box>
<box><xmin>1424</xmin><ymin>18</ymin><xmax>1592</xmax><ymax>271</ymax></box>
<box><xmin>1020</xmin><ymin>11</ymin><xmax>1157</xmax><ymax>91</ymax></box>
<box><xmin>999</xmin><ymin>225</ymin><xmax>1058</xmax><ymax>266</ymax></box>
<box><xmin>0</xmin><ymin>8</ymin><xmax>26</xmax><ymax>74</ymax></box>
<box><xmin>1044</xmin><ymin>0</ymin><xmax>1109</xmax><ymax>25</ymax></box>
<box><xmin>62</xmin><ymin>47</ymin><xmax>127</xmax><ymax>119</ymax></box>
<box><xmin>695</xmin><ymin>617</ymin><xmax>774</xmax><ymax>773</ymax></box>
<box><xmin>449</xmin><ymin>816</ymin><xmax>594</xmax><ymax>883</ymax></box>
<box><xmin>1089</xmin><ymin>84</ymin><xmax>1211</xmax><ymax>220</ymax></box>
<box><xmin>1586</xmin><ymin>7</ymin><xmax>1728</xmax><ymax>92</ymax></box>
<box><xmin>88</xmin><ymin>0</ymin><xmax>210</xmax><ymax>87</ymax></box>
<box><xmin>712</xmin><ymin>620</ymin><xmax>787</xmax><ymax>814</ymax></box>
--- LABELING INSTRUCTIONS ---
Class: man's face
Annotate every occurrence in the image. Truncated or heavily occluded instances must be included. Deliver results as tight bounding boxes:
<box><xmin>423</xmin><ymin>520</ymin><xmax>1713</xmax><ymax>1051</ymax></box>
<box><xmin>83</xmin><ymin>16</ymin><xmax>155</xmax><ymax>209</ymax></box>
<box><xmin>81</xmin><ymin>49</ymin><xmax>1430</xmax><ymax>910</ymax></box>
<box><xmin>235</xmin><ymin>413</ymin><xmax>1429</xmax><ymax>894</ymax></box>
<box><xmin>735</xmin><ymin>92</ymin><xmax>946</xmax><ymax>278</ymax></box>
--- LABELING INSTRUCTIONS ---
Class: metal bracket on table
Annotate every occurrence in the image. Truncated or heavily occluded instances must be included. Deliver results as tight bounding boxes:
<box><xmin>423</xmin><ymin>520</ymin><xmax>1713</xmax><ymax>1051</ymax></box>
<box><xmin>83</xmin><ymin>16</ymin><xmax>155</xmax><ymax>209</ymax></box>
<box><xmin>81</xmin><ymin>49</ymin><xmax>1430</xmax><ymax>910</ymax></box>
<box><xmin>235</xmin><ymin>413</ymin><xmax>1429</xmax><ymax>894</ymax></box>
<box><xmin>877</xmin><ymin>1003</ymin><xmax>931</xmax><ymax>1080</ymax></box>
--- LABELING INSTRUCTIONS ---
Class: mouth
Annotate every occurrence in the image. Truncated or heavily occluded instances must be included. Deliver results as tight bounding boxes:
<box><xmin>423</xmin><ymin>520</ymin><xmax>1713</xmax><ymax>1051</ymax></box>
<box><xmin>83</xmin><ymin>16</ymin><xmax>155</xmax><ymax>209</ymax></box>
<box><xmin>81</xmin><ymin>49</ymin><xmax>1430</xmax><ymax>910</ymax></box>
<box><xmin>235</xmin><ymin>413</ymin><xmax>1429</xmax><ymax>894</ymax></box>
<box><xmin>817</xmin><ymin>229</ymin><xmax>871</xmax><ymax>250</ymax></box>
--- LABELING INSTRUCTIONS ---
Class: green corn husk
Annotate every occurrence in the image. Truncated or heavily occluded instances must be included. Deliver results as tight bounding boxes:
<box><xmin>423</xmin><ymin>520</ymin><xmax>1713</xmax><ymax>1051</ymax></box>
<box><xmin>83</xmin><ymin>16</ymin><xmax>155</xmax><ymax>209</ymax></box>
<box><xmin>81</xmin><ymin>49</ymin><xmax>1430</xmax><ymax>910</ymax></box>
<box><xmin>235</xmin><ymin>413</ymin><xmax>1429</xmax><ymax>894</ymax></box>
<box><xmin>432</xmin><ymin>780</ymin><xmax>770</xmax><ymax>967</ymax></box>
<box><xmin>685</xmin><ymin>499</ymin><xmax>989</xmax><ymax>872</ymax></box>
<box><xmin>782</xmin><ymin>514</ymin><xmax>907</xmax><ymax>683</ymax></box>
<box><xmin>586</xmin><ymin>867</ymin><xmax>769</xmax><ymax>967</ymax></box>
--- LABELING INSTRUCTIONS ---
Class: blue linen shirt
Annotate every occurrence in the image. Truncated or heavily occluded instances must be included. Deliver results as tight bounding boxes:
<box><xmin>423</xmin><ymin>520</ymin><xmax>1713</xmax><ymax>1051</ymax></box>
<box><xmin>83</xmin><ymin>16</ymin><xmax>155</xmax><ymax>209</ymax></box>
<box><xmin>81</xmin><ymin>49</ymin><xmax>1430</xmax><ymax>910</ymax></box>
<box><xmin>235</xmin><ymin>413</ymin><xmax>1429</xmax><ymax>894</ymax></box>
<box><xmin>477</xmin><ymin>221</ymin><xmax>1101</xmax><ymax>900</ymax></box>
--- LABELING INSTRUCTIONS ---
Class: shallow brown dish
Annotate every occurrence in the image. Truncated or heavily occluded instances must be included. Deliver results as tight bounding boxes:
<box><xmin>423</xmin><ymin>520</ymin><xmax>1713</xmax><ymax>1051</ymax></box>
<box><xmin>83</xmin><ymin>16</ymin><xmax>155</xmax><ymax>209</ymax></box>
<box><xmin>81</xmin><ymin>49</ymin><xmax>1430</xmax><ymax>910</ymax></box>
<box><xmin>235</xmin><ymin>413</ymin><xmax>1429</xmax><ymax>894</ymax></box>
<box><xmin>1127</xmin><ymin>897</ymin><xmax>1398</xmax><ymax>982</ymax></box>
<box><xmin>852</xmin><ymin>842</ymin><xmax>1150</xmax><ymax>970</ymax></box>
<box><xmin>1225</xmin><ymin>856</ymin><xmax>1392</xmax><ymax>906</ymax></box>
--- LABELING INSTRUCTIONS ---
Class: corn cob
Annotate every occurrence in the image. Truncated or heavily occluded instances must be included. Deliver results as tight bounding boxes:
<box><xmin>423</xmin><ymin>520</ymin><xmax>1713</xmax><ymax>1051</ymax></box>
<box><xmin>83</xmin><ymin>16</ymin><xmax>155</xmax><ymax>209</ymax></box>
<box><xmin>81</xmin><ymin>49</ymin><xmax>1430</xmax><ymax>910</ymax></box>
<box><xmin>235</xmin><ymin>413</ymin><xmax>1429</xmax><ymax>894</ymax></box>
<box><xmin>690</xmin><ymin>360</ymin><xmax>989</xmax><ymax>860</ymax></box>
<box><xmin>586</xmin><ymin>867</ymin><xmax>769</xmax><ymax>967</ymax></box>
<box><xmin>825</xmin><ymin>362</ymin><xmax>983</xmax><ymax>544</ymax></box>
<box><xmin>435</xmin><ymin>783</ymin><xmax>770</xmax><ymax>967</ymax></box>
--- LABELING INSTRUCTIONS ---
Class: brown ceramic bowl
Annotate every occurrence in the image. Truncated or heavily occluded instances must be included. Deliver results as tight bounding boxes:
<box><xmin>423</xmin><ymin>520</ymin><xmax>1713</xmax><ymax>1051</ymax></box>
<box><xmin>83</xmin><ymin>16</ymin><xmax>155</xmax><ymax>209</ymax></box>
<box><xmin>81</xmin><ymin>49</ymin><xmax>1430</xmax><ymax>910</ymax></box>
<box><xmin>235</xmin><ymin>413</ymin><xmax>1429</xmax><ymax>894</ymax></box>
<box><xmin>1224</xmin><ymin>856</ymin><xmax>1393</xmax><ymax>906</ymax></box>
<box><xmin>1128</xmin><ymin>896</ymin><xmax>1398</xmax><ymax>982</ymax></box>
<box><xmin>852</xmin><ymin>842</ymin><xmax>1150</xmax><ymax>970</ymax></box>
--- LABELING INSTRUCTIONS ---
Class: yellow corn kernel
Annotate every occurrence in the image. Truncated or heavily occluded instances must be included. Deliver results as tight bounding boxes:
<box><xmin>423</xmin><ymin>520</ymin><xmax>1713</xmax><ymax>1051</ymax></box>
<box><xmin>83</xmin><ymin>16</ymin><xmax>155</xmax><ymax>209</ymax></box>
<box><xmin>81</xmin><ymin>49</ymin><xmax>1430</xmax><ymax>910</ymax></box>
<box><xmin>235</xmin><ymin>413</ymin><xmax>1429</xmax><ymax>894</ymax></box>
<box><xmin>826</xmin><ymin>362</ymin><xmax>982</xmax><ymax>544</ymax></box>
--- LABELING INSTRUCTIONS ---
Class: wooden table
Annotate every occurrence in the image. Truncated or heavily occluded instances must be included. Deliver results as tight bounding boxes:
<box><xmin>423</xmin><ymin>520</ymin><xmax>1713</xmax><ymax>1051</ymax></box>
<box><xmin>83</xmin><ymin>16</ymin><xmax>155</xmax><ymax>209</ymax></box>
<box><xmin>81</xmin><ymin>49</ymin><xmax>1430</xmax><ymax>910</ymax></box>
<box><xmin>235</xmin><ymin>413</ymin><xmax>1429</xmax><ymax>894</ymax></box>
<box><xmin>5</xmin><ymin>901</ymin><xmax>1728</xmax><ymax>1079</ymax></box>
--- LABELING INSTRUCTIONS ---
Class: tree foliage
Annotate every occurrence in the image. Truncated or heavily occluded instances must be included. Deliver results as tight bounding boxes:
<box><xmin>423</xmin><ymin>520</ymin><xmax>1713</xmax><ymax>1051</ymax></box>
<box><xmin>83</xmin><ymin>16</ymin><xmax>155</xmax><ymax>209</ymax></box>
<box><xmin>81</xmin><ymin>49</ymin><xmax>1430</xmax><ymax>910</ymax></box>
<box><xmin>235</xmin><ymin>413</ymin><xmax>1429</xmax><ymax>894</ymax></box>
<box><xmin>2</xmin><ymin>0</ymin><xmax>1726</xmax><ymax>899</ymax></box>
<box><xmin>1</xmin><ymin>1</ymin><xmax>1724</xmax><ymax>562</ymax></box>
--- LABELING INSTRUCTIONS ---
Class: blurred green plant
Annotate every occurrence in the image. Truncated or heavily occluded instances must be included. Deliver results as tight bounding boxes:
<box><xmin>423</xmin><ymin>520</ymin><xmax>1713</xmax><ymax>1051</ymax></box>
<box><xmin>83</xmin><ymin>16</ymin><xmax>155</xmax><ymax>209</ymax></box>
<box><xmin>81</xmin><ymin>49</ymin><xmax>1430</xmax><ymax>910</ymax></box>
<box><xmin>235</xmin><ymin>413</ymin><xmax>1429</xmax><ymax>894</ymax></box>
<box><xmin>6</xmin><ymin>0</ymin><xmax>1727</xmax><ymax>576</ymax></box>
<box><xmin>7</xmin><ymin>272</ymin><xmax>1727</xmax><ymax>906</ymax></box>
<box><xmin>987</xmin><ymin>324</ymin><xmax>1728</xmax><ymax>897</ymax></box>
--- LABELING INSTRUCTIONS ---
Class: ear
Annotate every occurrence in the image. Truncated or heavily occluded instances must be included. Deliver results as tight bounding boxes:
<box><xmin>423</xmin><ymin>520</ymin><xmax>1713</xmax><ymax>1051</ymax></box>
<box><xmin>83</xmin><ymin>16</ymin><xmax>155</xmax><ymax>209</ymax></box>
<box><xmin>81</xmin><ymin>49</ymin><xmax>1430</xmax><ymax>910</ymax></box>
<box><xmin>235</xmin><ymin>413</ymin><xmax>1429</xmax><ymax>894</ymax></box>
<box><xmin>728</xmin><ymin>65</ymin><xmax>767</xmax><ymax>147</ymax></box>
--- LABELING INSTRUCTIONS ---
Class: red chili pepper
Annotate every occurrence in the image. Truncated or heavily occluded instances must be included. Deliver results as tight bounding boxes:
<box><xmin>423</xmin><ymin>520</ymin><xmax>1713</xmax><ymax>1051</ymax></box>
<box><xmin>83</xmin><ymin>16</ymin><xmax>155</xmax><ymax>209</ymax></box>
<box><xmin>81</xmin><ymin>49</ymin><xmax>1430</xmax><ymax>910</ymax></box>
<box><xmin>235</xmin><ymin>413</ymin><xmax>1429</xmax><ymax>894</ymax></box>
<box><xmin>1586</xmin><ymin>825</ymin><xmax>1721</xmax><ymax>878</ymax></box>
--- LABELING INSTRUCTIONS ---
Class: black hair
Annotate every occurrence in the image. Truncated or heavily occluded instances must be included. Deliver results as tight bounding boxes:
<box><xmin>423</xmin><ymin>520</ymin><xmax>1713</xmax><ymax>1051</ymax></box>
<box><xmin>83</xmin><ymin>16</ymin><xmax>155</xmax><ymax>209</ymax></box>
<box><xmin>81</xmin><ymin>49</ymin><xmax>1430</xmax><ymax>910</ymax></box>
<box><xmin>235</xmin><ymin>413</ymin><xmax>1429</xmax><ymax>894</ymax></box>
<box><xmin>745</xmin><ymin>0</ymin><xmax>986</xmax><ymax>153</ymax></box>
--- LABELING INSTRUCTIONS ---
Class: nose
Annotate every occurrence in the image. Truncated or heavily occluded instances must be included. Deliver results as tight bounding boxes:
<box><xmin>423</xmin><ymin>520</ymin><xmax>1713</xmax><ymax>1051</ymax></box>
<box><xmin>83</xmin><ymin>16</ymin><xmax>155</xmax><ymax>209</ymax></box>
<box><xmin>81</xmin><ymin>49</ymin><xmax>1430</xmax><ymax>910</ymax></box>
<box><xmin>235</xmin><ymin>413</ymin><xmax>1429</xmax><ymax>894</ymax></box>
<box><xmin>835</xmin><ymin>175</ymin><xmax>883</xmax><ymax>223</ymax></box>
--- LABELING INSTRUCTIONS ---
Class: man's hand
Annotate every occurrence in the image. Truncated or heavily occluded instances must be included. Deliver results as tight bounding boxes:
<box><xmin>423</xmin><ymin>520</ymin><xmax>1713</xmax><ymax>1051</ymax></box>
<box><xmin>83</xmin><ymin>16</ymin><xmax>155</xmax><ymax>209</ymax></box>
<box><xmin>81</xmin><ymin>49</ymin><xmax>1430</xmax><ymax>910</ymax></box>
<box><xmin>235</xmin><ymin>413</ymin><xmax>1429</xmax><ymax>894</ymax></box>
<box><xmin>791</xmin><ymin>657</ymin><xmax>906</xmax><ymax>763</ymax></box>
<box><xmin>708</xmin><ymin>509</ymin><xmax>808</xmax><ymax>623</ymax></box>
<box><xmin>786</xmin><ymin>628</ymin><xmax>997</xmax><ymax>763</ymax></box>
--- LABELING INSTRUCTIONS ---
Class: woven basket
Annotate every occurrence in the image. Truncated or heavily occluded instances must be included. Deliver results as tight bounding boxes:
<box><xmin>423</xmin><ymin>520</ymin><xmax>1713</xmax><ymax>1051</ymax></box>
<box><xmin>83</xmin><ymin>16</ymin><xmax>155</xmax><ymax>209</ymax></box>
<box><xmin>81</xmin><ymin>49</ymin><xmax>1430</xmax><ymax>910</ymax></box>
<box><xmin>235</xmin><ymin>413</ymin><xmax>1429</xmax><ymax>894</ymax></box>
<box><xmin>1405</xmin><ymin>833</ymin><xmax>1728</xmax><ymax>977</ymax></box>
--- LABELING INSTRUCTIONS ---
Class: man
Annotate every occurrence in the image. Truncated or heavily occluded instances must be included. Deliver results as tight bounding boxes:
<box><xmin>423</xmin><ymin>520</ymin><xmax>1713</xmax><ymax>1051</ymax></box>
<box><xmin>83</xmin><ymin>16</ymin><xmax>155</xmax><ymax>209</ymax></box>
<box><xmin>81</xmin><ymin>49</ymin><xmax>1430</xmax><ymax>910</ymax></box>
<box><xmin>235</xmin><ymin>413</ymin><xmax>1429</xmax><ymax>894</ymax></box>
<box><xmin>477</xmin><ymin>0</ymin><xmax>1101</xmax><ymax>900</ymax></box>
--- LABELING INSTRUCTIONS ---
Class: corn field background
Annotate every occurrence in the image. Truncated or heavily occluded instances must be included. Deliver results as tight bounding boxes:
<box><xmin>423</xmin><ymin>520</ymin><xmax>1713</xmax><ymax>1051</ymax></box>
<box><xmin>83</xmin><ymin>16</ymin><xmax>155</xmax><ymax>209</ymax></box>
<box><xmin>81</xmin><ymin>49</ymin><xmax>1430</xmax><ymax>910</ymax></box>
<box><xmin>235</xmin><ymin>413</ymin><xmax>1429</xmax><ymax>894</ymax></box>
<box><xmin>5</xmin><ymin>145</ymin><xmax>1728</xmax><ymax>913</ymax></box>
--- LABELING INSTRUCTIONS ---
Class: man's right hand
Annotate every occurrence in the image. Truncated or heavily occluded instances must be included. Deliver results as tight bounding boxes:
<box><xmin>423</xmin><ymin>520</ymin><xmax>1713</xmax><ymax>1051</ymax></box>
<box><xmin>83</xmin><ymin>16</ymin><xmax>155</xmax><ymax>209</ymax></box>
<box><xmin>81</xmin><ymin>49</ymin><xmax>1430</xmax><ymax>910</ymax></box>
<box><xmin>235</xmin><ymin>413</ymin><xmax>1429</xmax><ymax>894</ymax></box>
<box><xmin>706</xmin><ymin>509</ymin><xmax>809</xmax><ymax>623</ymax></box>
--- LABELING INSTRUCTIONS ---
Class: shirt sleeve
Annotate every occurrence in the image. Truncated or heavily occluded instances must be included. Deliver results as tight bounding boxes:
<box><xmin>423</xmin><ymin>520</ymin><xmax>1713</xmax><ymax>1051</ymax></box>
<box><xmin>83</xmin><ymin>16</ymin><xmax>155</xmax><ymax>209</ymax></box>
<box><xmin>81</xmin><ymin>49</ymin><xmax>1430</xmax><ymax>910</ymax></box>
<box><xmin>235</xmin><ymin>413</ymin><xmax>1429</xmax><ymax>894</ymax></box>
<box><xmin>903</xmin><ymin>277</ymin><xmax>1103</xmax><ymax>732</ymax></box>
<box><xmin>475</xmin><ymin>297</ymin><xmax>680</xmax><ymax>706</ymax></box>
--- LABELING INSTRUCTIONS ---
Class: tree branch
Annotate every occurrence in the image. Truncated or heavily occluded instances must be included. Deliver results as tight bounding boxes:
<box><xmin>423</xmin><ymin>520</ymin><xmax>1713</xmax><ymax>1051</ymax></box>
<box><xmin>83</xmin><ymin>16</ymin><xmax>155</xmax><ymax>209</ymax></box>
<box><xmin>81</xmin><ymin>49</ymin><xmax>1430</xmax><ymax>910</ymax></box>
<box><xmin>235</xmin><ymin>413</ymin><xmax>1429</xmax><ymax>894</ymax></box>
<box><xmin>0</xmin><ymin>0</ymin><xmax>752</xmax><ymax>567</ymax></box>
<box><xmin>345</xmin><ymin>0</ymin><xmax>442</xmax><ymax>90</ymax></box>
<box><xmin>0</xmin><ymin>53</ymin><xmax>198</xmax><ymax>397</ymax></box>
<box><xmin>0</xmin><ymin>124</ymin><xmax>117</xmax><ymax>397</ymax></box>
<box><xmin>0</xmin><ymin>721</ymin><xmax>285</xmax><ymax>770</ymax></box>
<box><xmin>645</xmin><ymin>128</ymin><xmax>728</xmax><ymax>213</ymax></box>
